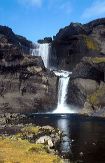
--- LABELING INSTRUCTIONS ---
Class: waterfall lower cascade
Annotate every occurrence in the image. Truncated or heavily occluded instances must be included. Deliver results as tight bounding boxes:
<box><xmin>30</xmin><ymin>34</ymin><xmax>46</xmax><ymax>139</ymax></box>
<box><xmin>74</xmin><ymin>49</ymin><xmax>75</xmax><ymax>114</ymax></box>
<box><xmin>31</xmin><ymin>43</ymin><xmax>76</xmax><ymax>113</ymax></box>
<box><xmin>32</xmin><ymin>43</ymin><xmax>50</xmax><ymax>68</ymax></box>
<box><xmin>53</xmin><ymin>71</ymin><xmax>75</xmax><ymax>113</ymax></box>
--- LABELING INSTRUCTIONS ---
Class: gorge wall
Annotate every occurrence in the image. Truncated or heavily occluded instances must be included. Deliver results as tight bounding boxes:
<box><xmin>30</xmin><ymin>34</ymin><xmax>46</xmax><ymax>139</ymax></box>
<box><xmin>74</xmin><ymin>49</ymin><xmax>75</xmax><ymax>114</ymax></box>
<box><xmin>67</xmin><ymin>57</ymin><xmax>105</xmax><ymax>116</ymax></box>
<box><xmin>0</xmin><ymin>18</ymin><xmax>105</xmax><ymax>116</ymax></box>
<box><xmin>0</xmin><ymin>26</ymin><xmax>57</xmax><ymax>114</ymax></box>
<box><xmin>50</xmin><ymin>18</ymin><xmax>105</xmax><ymax>71</ymax></box>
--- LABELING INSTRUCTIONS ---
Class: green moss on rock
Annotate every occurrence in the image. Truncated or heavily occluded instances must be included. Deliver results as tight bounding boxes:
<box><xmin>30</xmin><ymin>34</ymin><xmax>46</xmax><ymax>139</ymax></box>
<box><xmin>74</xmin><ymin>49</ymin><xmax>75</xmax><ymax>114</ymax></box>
<box><xmin>89</xmin><ymin>57</ymin><xmax>105</xmax><ymax>63</ymax></box>
<box><xmin>88</xmin><ymin>85</ymin><xmax>105</xmax><ymax>106</ymax></box>
<box><xmin>83</xmin><ymin>35</ymin><xmax>99</xmax><ymax>51</ymax></box>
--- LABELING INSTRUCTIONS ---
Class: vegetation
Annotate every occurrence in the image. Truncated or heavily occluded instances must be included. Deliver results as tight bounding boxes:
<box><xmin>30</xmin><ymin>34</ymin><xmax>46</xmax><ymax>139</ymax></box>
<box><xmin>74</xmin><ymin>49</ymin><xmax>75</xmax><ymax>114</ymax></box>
<box><xmin>89</xmin><ymin>57</ymin><xmax>105</xmax><ymax>63</ymax></box>
<box><xmin>83</xmin><ymin>35</ymin><xmax>99</xmax><ymax>51</ymax></box>
<box><xmin>0</xmin><ymin>125</ymin><xmax>63</xmax><ymax>163</ymax></box>
<box><xmin>21</xmin><ymin>125</ymin><xmax>40</xmax><ymax>134</ymax></box>
<box><xmin>0</xmin><ymin>136</ymin><xmax>62</xmax><ymax>163</ymax></box>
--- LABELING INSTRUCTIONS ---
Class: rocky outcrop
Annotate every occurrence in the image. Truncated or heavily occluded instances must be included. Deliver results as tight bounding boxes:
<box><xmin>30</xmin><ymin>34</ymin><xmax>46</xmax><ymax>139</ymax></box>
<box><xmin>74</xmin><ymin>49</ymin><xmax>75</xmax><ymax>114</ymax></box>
<box><xmin>0</xmin><ymin>25</ymin><xmax>34</xmax><ymax>56</ymax></box>
<box><xmin>0</xmin><ymin>26</ymin><xmax>58</xmax><ymax>114</ymax></box>
<box><xmin>51</xmin><ymin>18</ymin><xmax>105</xmax><ymax>71</ymax></box>
<box><xmin>0</xmin><ymin>124</ymin><xmax>63</xmax><ymax>163</ymax></box>
<box><xmin>67</xmin><ymin>56</ymin><xmax>105</xmax><ymax>116</ymax></box>
<box><xmin>38</xmin><ymin>37</ymin><xmax>52</xmax><ymax>44</ymax></box>
<box><xmin>0</xmin><ymin>55</ymin><xmax>57</xmax><ymax>113</ymax></box>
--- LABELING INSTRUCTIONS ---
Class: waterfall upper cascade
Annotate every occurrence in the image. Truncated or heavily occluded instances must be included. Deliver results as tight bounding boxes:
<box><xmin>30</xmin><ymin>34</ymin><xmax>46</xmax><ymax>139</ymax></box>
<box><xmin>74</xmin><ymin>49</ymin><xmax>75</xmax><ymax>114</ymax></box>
<box><xmin>32</xmin><ymin>43</ymin><xmax>50</xmax><ymax>68</ymax></box>
<box><xmin>31</xmin><ymin>43</ymin><xmax>75</xmax><ymax>113</ymax></box>
<box><xmin>53</xmin><ymin>71</ymin><xmax>75</xmax><ymax>113</ymax></box>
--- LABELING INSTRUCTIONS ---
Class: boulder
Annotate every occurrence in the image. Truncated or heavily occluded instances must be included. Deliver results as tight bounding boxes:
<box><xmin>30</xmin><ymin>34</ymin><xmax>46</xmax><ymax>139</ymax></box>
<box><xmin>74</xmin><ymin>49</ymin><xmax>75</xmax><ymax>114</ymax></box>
<box><xmin>36</xmin><ymin>135</ymin><xmax>54</xmax><ymax>147</ymax></box>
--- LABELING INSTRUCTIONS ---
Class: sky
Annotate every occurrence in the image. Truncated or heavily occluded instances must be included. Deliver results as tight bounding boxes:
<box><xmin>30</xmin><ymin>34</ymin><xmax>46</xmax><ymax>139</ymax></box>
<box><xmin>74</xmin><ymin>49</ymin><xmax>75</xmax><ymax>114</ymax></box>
<box><xmin>0</xmin><ymin>0</ymin><xmax>105</xmax><ymax>42</ymax></box>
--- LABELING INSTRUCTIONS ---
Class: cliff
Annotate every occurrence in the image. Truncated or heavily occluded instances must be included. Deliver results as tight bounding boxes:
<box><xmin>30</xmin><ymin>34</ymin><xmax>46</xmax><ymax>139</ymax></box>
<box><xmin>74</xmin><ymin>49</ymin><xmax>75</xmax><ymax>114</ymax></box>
<box><xmin>0</xmin><ymin>25</ymin><xmax>57</xmax><ymax>114</ymax></box>
<box><xmin>51</xmin><ymin>18</ymin><xmax>105</xmax><ymax>71</ymax></box>
<box><xmin>1</xmin><ymin>18</ymin><xmax>105</xmax><ymax>116</ymax></box>
<box><xmin>67</xmin><ymin>56</ymin><xmax>105</xmax><ymax>116</ymax></box>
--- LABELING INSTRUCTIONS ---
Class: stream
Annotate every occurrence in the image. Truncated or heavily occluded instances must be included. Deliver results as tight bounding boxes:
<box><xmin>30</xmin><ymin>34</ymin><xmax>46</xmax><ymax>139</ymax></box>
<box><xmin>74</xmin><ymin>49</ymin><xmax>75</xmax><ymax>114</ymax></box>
<box><xmin>24</xmin><ymin>113</ymin><xmax>105</xmax><ymax>163</ymax></box>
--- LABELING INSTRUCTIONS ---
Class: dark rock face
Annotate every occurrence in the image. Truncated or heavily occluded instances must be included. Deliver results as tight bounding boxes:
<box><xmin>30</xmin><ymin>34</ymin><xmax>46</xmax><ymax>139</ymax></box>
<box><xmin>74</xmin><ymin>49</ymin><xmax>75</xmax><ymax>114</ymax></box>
<box><xmin>38</xmin><ymin>37</ymin><xmax>52</xmax><ymax>44</ymax></box>
<box><xmin>67</xmin><ymin>79</ymin><xmax>87</xmax><ymax>107</ymax></box>
<box><xmin>0</xmin><ymin>25</ymin><xmax>34</xmax><ymax>56</ymax></box>
<box><xmin>83</xmin><ymin>18</ymin><xmax>105</xmax><ymax>34</ymax></box>
<box><xmin>0</xmin><ymin>26</ymin><xmax>57</xmax><ymax>114</ymax></box>
<box><xmin>51</xmin><ymin>18</ymin><xmax>105</xmax><ymax>71</ymax></box>
<box><xmin>0</xmin><ymin>55</ymin><xmax>57</xmax><ymax>113</ymax></box>
<box><xmin>67</xmin><ymin>56</ymin><xmax>105</xmax><ymax>116</ymax></box>
<box><xmin>71</xmin><ymin>58</ymin><xmax>104</xmax><ymax>81</ymax></box>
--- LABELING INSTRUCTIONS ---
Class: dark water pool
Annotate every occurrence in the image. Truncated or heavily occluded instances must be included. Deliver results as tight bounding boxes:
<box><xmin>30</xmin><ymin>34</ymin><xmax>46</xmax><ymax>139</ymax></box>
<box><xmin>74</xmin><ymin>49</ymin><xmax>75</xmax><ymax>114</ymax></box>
<box><xmin>26</xmin><ymin>114</ymin><xmax>105</xmax><ymax>163</ymax></box>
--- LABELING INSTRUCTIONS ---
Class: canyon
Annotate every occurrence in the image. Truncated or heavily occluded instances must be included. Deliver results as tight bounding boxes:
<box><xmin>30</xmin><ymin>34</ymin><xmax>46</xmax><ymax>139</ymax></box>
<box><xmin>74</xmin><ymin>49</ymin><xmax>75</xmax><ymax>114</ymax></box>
<box><xmin>0</xmin><ymin>18</ymin><xmax>105</xmax><ymax>117</ymax></box>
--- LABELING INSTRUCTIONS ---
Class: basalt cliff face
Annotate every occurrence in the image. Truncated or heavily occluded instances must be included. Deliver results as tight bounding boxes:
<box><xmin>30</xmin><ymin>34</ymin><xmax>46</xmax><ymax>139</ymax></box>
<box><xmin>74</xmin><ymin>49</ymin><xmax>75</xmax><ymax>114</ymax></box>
<box><xmin>0</xmin><ymin>25</ymin><xmax>34</xmax><ymax>55</ymax></box>
<box><xmin>1</xmin><ymin>18</ymin><xmax>105</xmax><ymax>116</ymax></box>
<box><xmin>51</xmin><ymin>18</ymin><xmax>105</xmax><ymax>71</ymax></box>
<box><xmin>49</xmin><ymin>17</ymin><xmax>105</xmax><ymax>116</ymax></box>
<box><xmin>0</xmin><ymin>25</ymin><xmax>57</xmax><ymax>114</ymax></box>
<box><xmin>67</xmin><ymin>57</ymin><xmax>105</xmax><ymax>116</ymax></box>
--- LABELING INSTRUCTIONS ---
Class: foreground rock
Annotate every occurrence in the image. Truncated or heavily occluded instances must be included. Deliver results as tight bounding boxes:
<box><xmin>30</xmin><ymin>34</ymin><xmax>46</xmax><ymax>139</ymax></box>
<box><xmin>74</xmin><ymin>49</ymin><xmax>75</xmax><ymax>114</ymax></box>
<box><xmin>0</xmin><ymin>124</ymin><xmax>63</xmax><ymax>163</ymax></box>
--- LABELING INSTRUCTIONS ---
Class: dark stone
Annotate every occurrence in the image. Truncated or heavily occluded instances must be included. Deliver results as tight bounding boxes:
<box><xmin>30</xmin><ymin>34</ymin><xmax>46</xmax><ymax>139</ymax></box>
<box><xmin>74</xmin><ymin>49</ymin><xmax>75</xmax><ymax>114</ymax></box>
<box><xmin>67</xmin><ymin>56</ymin><xmax>105</xmax><ymax>114</ymax></box>
<box><xmin>0</xmin><ymin>55</ymin><xmax>58</xmax><ymax>113</ymax></box>
<box><xmin>67</xmin><ymin>80</ymin><xmax>86</xmax><ymax>107</ymax></box>
<box><xmin>38</xmin><ymin>37</ymin><xmax>52</xmax><ymax>44</ymax></box>
<box><xmin>51</xmin><ymin>18</ymin><xmax>105</xmax><ymax>71</ymax></box>
<box><xmin>0</xmin><ymin>25</ymin><xmax>34</xmax><ymax>56</ymax></box>
<box><xmin>0</xmin><ymin>26</ymin><xmax>58</xmax><ymax>114</ymax></box>
<box><xmin>71</xmin><ymin>60</ymin><xmax>104</xmax><ymax>82</ymax></box>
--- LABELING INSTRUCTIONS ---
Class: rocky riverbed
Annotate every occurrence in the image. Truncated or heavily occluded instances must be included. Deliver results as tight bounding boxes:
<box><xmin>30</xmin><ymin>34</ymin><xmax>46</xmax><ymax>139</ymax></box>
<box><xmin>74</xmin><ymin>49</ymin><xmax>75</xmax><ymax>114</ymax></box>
<box><xmin>0</xmin><ymin>113</ymin><xmax>63</xmax><ymax>163</ymax></box>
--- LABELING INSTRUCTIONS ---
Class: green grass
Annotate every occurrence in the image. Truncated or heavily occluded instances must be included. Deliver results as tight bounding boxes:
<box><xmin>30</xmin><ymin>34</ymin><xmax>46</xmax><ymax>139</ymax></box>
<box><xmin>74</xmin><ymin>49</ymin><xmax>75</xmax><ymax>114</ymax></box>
<box><xmin>0</xmin><ymin>124</ymin><xmax>63</xmax><ymax>163</ymax></box>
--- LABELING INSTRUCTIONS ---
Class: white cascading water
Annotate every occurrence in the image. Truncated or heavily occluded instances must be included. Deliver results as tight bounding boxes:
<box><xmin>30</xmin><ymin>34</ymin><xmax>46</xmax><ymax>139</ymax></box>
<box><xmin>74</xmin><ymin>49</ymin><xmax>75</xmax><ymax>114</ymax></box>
<box><xmin>53</xmin><ymin>71</ymin><xmax>75</xmax><ymax>113</ymax></box>
<box><xmin>31</xmin><ymin>43</ymin><xmax>75</xmax><ymax>113</ymax></box>
<box><xmin>32</xmin><ymin>43</ymin><xmax>50</xmax><ymax>68</ymax></box>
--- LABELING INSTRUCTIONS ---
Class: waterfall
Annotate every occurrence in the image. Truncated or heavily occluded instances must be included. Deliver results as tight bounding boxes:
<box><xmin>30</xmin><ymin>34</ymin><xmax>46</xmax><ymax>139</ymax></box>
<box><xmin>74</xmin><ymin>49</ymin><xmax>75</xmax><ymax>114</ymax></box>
<box><xmin>31</xmin><ymin>43</ymin><xmax>76</xmax><ymax>113</ymax></box>
<box><xmin>53</xmin><ymin>71</ymin><xmax>75</xmax><ymax>113</ymax></box>
<box><xmin>58</xmin><ymin>77</ymin><xmax>70</xmax><ymax>107</ymax></box>
<box><xmin>32</xmin><ymin>43</ymin><xmax>50</xmax><ymax>68</ymax></box>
